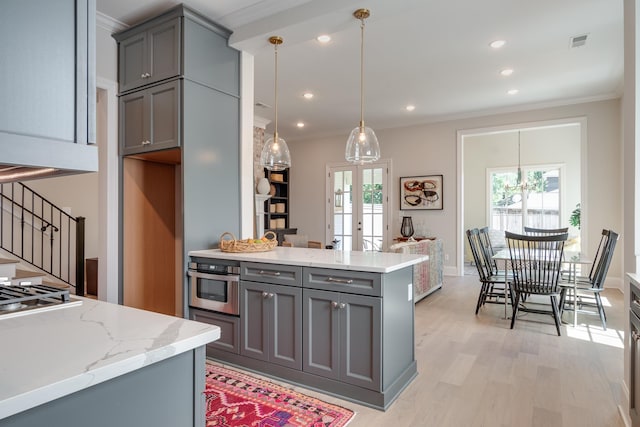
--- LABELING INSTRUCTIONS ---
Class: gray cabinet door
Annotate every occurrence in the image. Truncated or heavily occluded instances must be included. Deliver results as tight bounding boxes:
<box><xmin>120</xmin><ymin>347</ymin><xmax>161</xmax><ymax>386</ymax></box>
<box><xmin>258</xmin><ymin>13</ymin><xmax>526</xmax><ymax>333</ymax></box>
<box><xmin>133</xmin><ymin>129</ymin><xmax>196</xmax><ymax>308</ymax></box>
<box><xmin>240</xmin><ymin>281</ymin><xmax>302</xmax><ymax>370</ymax></box>
<box><xmin>269</xmin><ymin>283</ymin><xmax>302</xmax><ymax>370</ymax></box>
<box><xmin>147</xmin><ymin>19</ymin><xmax>181</xmax><ymax>86</ymax></box>
<box><xmin>189</xmin><ymin>308</ymin><xmax>240</xmax><ymax>354</ymax></box>
<box><xmin>303</xmin><ymin>289</ymin><xmax>381</xmax><ymax>390</ymax></box>
<box><xmin>240</xmin><ymin>281</ymin><xmax>269</xmax><ymax>362</ymax></box>
<box><xmin>119</xmin><ymin>80</ymin><xmax>180</xmax><ymax>155</ymax></box>
<box><xmin>118</xmin><ymin>18</ymin><xmax>181</xmax><ymax>93</ymax></box>
<box><xmin>340</xmin><ymin>293</ymin><xmax>381</xmax><ymax>390</ymax></box>
<box><xmin>119</xmin><ymin>31</ymin><xmax>147</xmax><ymax>93</ymax></box>
<box><xmin>302</xmin><ymin>288</ymin><xmax>341</xmax><ymax>381</ymax></box>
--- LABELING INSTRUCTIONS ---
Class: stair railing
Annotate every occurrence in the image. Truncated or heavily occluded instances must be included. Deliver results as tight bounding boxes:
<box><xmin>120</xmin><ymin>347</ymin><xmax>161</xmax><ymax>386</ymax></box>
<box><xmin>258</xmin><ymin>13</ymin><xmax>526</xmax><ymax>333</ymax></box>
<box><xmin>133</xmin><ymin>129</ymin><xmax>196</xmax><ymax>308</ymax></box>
<box><xmin>0</xmin><ymin>182</ymin><xmax>85</xmax><ymax>295</ymax></box>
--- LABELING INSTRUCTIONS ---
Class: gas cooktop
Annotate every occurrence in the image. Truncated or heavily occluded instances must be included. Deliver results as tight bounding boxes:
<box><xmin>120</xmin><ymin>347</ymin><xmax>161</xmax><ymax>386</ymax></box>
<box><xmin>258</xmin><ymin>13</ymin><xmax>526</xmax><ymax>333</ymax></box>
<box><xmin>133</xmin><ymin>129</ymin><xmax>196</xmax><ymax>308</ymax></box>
<box><xmin>0</xmin><ymin>284</ymin><xmax>82</xmax><ymax>320</ymax></box>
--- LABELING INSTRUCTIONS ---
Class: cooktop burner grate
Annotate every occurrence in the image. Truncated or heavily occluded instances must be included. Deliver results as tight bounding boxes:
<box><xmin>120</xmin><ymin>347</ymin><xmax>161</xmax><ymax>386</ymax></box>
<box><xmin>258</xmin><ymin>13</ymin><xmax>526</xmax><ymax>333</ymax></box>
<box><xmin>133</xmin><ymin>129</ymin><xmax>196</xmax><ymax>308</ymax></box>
<box><xmin>0</xmin><ymin>284</ymin><xmax>70</xmax><ymax>308</ymax></box>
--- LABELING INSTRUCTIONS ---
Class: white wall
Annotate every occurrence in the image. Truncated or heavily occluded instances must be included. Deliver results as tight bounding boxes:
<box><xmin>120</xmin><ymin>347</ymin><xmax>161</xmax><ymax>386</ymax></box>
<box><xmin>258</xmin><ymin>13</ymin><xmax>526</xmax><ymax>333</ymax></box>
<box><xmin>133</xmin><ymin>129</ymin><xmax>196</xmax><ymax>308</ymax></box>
<box><xmin>464</xmin><ymin>125</ymin><xmax>581</xmax><ymax>238</ymax></box>
<box><xmin>289</xmin><ymin>98</ymin><xmax>622</xmax><ymax>281</ymax></box>
<box><xmin>27</xmin><ymin>174</ymin><xmax>99</xmax><ymax>258</ymax></box>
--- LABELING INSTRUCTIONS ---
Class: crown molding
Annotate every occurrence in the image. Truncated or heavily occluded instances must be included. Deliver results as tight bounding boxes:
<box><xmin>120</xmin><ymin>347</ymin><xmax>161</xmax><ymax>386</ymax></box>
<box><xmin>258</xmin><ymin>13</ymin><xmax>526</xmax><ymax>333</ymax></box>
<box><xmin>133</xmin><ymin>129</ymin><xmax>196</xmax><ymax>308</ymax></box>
<box><xmin>254</xmin><ymin>115</ymin><xmax>271</xmax><ymax>129</ymax></box>
<box><xmin>96</xmin><ymin>11</ymin><xmax>128</xmax><ymax>33</ymax></box>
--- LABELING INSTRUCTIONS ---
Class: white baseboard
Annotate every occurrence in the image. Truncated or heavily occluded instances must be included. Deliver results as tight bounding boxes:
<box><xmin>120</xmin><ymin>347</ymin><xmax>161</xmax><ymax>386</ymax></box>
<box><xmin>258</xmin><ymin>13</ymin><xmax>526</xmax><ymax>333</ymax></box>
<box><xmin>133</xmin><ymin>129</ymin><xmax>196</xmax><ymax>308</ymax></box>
<box><xmin>605</xmin><ymin>276</ymin><xmax>623</xmax><ymax>292</ymax></box>
<box><xmin>444</xmin><ymin>266</ymin><xmax>458</xmax><ymax>276</ymax></box>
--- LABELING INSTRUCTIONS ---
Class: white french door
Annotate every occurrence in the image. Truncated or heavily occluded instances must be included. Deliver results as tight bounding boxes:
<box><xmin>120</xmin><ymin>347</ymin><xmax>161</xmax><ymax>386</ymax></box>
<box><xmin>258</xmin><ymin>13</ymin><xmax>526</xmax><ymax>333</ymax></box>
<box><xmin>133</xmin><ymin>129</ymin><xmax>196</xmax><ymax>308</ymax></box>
<box><xmin>326</xmin><ymin>161</ymin><xmax>390</xmax><ymax>251</ymax></box>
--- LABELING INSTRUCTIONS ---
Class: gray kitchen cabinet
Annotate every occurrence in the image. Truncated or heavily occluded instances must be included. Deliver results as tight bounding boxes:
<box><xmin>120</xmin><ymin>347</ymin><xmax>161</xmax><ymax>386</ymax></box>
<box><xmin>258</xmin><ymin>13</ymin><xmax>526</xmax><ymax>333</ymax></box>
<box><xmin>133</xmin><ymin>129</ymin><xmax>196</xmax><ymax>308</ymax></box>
<box><xmin>118</xmin><ymin>18</ymin><xmax>181</xmax><ymax>93</ymax></box>
<box><xmin>116</xmin><ymin>4</ymin><xmax>240</xmax><ymax>316</ymax></box>
<box><xmin>240</xmin><ymin>280</ymin><xmax>302</xmax><ymax>370</ymax></box>
<box><xmin>190</xmin><ymin>307</ymin><xmax>240</xmax><ymax>354</ymax></box>
<box><xmin>119</xmin><ymin>80</ymin><xmax>180</xmax><ymax>155</ymax></box>
<box><xmin>303</xmin><ymin>288</ymin><xmax>381</xmax><ymax>390</ymax></box>
<box><xmin>0</xmin><ymin>0</ymin><xmax>97</xmax><ymax>174</ymax></box>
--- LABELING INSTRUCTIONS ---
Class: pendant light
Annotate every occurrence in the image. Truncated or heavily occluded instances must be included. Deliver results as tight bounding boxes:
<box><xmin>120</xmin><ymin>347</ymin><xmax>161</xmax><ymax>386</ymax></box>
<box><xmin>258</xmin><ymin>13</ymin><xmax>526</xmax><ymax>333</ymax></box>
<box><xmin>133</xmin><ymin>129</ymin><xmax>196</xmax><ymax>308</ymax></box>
<box><xmin>260</xmin><ymin>36</ymin><xmax>291</xmax><ymax>171</ymax></box>
<box><xmin>505</xmin><ymin>130</ymin><xmax>529</xmax><ymax>192</ymax></box>
<box><xmin>345</xmin><ymin>8</ymin><xmax>380</xmax><ymax>164</ymax></box>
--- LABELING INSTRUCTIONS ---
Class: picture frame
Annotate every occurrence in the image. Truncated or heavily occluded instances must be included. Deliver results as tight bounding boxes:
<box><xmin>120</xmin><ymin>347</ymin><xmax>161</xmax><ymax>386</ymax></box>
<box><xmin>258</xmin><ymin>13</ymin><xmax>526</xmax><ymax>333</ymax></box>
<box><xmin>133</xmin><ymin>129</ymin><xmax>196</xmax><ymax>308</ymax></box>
<box><xmin>400</xmin><ymin>175</ymin><xmax>443</xmax><ymax>210</ymax></box>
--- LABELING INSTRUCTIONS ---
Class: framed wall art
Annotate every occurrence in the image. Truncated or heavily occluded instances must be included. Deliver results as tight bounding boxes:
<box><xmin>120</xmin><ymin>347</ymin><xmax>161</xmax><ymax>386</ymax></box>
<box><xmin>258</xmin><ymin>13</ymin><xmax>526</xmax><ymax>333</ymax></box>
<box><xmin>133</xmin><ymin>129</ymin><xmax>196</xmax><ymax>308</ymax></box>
<box><xmin>400</xmin><ymin>175</ymin><xmax>443</xmax><ymax>210</ymax></box>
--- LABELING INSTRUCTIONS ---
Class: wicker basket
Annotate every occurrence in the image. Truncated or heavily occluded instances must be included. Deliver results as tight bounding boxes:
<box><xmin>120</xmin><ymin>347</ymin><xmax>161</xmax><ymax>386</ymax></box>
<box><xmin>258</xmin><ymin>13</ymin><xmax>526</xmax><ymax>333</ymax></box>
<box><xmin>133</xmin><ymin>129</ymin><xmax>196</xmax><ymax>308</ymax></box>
<box><xmin>219</xmin><ymin>231</ymin><xmax>278</xmax><ymax>253</ymax></box>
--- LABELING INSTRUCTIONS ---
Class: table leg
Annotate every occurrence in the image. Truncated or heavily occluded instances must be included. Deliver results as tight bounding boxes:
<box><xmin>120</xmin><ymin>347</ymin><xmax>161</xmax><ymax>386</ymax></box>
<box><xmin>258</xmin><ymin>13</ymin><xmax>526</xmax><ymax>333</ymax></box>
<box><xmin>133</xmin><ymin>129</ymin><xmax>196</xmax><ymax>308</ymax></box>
<box><xmin>573</xmin><ymin>263</ymin><xmax>577</xmax><ymax>327</ymax></box>
<box><xmin>504</xmin><ymin>259</ymin><xmax>508</xmax><ymax>320</ymax></box>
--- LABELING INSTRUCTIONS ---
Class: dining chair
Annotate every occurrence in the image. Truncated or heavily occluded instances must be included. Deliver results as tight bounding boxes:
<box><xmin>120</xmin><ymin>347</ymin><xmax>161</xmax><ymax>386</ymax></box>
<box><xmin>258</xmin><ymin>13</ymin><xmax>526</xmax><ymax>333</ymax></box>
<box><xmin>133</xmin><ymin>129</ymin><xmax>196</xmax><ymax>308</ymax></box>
<box><xmin>505</xmin><ymin>231</ymin><xmax>568</xmax><ymax>336</ymax></box>
<box><xmin>466</xmin><ymin>228</ymin><xmax>512</xmax><ymax>314</ymax></box>
<box><xmin>523</xmin><ymin>226</ymin><xmax>569</xmax><ymax>236</ymax></box>
<box><xmin>558</xmin><ymin>229</ymin><xmax>618</xmax><ymax>329</ymax></box>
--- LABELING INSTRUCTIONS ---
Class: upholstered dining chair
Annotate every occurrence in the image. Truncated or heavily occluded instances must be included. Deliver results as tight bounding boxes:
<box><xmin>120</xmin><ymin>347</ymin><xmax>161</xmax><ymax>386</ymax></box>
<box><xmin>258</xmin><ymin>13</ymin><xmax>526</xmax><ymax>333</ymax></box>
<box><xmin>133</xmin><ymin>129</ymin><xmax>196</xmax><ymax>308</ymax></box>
<box><xmin>505</xmin><ymin>231</ymin><xmax>568</xmax><ymax>336</ymax></box>
<box><xmin>558</xmin><ymin>229</ymin><xmax>619</xmax><ymax>329</ymax></box>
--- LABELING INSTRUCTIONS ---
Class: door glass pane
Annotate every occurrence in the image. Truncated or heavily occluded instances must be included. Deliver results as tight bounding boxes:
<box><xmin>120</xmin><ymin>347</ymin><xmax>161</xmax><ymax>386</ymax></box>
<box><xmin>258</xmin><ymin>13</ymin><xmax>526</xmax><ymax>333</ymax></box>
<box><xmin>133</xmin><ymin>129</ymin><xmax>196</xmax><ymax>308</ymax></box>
<box><xmin>361</xmin><ymin>166</ymin><xmax>384</xmax><ymax>252</ymax></box>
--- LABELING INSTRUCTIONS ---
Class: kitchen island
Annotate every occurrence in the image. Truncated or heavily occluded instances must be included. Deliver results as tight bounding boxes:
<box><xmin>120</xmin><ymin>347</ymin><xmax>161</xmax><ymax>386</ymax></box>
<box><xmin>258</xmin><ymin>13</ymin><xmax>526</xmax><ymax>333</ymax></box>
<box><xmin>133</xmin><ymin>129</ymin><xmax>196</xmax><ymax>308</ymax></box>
<box><xmin>188</xmin><ymin>247</ymin><xmax>427</xmax><ymax>410</ymax></box>
<box><xmin>0</xmin><ymin>297</ymin><xmax>220</xmax><ymax>426</ymax></box>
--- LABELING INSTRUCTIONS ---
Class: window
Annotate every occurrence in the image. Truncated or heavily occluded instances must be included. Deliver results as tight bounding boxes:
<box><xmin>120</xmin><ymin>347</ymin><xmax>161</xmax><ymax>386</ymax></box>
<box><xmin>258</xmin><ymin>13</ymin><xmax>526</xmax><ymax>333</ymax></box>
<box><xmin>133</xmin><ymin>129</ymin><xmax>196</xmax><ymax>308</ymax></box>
<box><xmin>489</xmin><ymin>165</ymin><xmax>564</xmax><ymax>232</ymax></box>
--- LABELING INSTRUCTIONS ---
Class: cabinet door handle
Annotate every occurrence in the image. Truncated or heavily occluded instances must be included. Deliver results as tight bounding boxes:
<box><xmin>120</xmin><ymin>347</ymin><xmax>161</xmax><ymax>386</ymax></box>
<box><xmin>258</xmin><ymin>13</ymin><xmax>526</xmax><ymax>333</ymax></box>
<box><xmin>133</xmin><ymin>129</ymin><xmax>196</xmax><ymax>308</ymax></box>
<box><xmin>331</xmin><ymin>301</ymin><xmax>339</xmax><ymax>308</ymax></box>
<box><xmin>262</xmin><ymin>291</ymin><xmax>269</xmax><ymax>298</ymax></box>
<box><xmin>633</xmin><ymin>331</ymin><xmax>640</xmax><ymax>341</ymax></box>
<box><xmin>258</xmin><ymin>270</ymin><xmax>281</xmax><ymax>277</ymax></box>
<box><xmin>142</xmin><ymin>140</ymin><xmax>151</xmax><ymax>145</ymax></box>
<box><xmin>326</xmin><ymin>277</ymin><xmax>353</xmax><ymax>284</ymax></box>
<box><xmin>331</xmin><ymin>301</ymin><xmax>346</xmax><ymax>309</ymax></box>
<box><xmin>141</xmin><ymin>72</ymin><xmax>151</xmax><ymax>79</ymax></box>
<box><xmin>339</xmin><ymin>303</ymin><xmax>346</xmax><ymax>309</ymax></box>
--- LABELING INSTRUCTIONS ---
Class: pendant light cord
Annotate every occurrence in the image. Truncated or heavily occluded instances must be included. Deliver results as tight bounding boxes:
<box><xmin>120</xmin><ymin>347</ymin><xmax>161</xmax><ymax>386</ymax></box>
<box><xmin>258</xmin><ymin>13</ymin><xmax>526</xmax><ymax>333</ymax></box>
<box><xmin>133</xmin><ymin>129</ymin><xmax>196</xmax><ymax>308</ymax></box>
<box><xmin>359</xmin><ymin>17</ymin><xmax>365</xmax><ymax>129</ymax></box>
<box><xmin>274</xmin><ymin>42</ymin><xmax>279</xmax><ymax>139</ymax></box>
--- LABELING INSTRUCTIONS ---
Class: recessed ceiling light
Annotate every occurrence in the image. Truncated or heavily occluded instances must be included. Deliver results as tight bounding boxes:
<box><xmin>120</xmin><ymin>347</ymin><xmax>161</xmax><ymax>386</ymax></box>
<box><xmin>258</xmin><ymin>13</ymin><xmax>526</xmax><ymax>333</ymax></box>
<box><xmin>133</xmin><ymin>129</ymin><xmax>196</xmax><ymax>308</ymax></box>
<box><xmin>500</xmin><ymin>68</ymin><xmax>514</xmax><ymax>76</ymax></box>
<box><xmin>303</xmin><ymin>92</ymin><xmax>314</xmax><ymax>100</ymax></box>
<box><xmin>317</xmin><ymin>35</ymin><xmax>331</xmax><ymax>43</ymax></box>
<box><xmin>296</xmin><ymin>122</ymin><xmax>305</xmax><ymax>128</ymax></box>
<box><xmin>490</xmin><ymin>40</ymin><xmax>506</xmax><ymax>49</ymax></box>
<box><xmin>405</xmin><ymin>105</ymin><xmax>415</xmax><ymax>112</ymax></box>
<box><xmin>507</xmin><ymin>89</ymin><xmax>519</xmax><ymax>95</ymax></box>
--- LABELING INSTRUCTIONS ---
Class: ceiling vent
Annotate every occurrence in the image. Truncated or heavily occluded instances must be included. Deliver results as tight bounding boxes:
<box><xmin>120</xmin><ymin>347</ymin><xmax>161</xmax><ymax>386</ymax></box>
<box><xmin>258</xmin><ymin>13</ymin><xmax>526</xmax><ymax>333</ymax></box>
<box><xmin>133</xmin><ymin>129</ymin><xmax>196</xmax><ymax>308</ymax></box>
<box><xmin>255</xmin><ymin>101</ymin><xmax>271</xmax><ymax>109</ymax></box>
<box><xmin>570</xmin><ymin>34</ymin><xmax>588</xmax><ymax>48</ymax></box>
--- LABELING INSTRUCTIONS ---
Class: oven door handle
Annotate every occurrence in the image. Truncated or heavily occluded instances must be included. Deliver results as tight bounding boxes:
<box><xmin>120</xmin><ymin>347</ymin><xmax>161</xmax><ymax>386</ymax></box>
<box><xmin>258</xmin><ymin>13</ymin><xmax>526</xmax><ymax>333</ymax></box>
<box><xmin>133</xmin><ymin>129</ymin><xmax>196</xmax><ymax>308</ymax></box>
<box><xmin>187</xmin><ymin>270</ymin><xmax>239</xmax><ymax>281</ymax></box>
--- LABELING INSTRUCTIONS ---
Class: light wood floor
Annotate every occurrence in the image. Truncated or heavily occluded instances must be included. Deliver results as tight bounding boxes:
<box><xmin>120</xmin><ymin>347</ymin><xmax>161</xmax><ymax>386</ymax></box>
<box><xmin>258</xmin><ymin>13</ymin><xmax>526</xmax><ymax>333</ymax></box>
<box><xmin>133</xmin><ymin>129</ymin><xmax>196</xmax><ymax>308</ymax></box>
<box><xmin>279</xmin><ymin>273</ymin><xmax>626</xmax><ymax>427</ymax></box>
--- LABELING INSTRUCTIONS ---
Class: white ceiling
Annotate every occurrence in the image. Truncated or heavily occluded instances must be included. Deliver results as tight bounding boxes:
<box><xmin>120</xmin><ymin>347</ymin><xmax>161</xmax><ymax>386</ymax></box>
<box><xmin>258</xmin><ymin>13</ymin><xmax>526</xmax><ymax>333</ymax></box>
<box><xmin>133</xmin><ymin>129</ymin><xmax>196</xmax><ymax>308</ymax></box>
<box><xmin>97</xmin><ymin>0</ymin><xmax>624</xmax><ymax>142</ymax></box>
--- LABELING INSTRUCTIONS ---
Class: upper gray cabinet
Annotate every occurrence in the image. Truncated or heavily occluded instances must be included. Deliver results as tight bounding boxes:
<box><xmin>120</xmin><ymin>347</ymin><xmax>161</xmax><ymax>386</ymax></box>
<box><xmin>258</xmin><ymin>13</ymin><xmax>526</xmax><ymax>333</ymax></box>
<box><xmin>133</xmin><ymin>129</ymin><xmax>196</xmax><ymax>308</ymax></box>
<box><xmin>0</xmin><ymin>0</ymin><xmax>97</xmax><ymax>174</ymax></box>
<box><xmin>120</xmin><ymin>80</ymin><xmax>180</xmax><ymax>155</ymax></box>
<box><xmin>118</xmin><ymin>19</ymin><xmax>181</xmax><ymax>93</ymax></box>
<box><xmin>114</xmin><ymin>6</ymin><xmax>239</xmax><ymax>98</ymax></box>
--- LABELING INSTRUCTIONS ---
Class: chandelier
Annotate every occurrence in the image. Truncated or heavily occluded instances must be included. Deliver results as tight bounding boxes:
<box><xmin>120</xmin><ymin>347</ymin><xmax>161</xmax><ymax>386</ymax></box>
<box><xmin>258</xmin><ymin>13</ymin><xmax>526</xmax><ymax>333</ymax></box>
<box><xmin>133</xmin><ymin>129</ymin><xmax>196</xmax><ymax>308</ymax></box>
<box><xmin>504</xmin><ymin>130</ymin><xmax>529</xmax><ymax>193</ymax></box>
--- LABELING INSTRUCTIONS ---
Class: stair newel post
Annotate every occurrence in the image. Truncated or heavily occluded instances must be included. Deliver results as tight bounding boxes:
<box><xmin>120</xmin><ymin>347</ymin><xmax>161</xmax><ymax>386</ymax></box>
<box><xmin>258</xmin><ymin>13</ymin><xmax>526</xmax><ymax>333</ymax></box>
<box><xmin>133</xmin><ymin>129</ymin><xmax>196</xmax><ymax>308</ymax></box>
<box><xmin>75</xmin><ymin>216</ymin><xmax>85</xmax><ymax>296</ymax></box>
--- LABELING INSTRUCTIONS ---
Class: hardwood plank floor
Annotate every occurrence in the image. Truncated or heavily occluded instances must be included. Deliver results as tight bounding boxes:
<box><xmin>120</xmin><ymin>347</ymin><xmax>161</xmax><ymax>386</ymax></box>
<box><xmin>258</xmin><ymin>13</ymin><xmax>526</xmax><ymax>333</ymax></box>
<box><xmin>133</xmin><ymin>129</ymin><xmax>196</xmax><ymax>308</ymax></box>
<box><xmin>297</xmin><ymin>276</ymin><xmax>625</xmax><ymax>427</ymax></box>
<box><xmin>280</xmin><ymin>273</ymin><xmax>626</xmax><ymax>427</ymax></box>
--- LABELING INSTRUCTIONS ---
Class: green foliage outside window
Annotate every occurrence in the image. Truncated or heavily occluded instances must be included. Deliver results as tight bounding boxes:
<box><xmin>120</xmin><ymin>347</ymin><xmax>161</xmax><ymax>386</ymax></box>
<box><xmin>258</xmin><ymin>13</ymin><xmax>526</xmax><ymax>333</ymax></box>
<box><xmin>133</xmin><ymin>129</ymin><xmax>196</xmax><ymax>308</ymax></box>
<box><xmin>362</xmin><ymin>184</ymin><xmax>383</xmax><ymax>204</ymax></box>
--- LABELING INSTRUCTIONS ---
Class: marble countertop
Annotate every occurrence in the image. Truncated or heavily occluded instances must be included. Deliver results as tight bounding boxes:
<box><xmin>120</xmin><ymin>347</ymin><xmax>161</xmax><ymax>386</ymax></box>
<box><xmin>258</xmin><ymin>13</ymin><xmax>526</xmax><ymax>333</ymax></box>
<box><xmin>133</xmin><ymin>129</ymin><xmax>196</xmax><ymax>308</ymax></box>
<box><xmin>189</xmin><ymin>247</ymin><xmax>427</xmax><ymax>273</ymax></box>
<box><xmin>0</xmin><ymin>298</ymin><xmax>220</xmax><ymax>419</ymax></box>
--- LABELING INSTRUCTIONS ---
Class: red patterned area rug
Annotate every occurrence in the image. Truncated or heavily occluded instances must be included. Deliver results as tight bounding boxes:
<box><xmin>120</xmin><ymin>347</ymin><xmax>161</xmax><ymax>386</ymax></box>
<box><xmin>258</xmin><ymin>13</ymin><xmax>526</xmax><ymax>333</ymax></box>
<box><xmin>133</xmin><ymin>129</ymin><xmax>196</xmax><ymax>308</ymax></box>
<box><xmin>205</xmin><ymin>363</ymin><xmax>355</xmax><ymax>427</ymax></box>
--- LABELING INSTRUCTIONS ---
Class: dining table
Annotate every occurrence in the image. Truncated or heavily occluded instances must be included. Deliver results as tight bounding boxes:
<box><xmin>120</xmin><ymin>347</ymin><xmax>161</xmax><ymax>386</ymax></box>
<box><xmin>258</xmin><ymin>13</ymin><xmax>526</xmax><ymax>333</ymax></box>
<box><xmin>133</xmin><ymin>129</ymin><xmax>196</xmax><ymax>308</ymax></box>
<box><xmin>492</xmin><ymin>249</ymin><xmax>592</xmax><ymax>327</ymax></box>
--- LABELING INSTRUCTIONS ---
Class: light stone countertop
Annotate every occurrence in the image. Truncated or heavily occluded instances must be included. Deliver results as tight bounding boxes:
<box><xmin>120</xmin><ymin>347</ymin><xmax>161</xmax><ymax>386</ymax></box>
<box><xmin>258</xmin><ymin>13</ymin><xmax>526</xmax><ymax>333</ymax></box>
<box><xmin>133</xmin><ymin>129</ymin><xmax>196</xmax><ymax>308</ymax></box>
<box><xmin>0</xmin><ymin>298</ymin><xmax>220</xmax><ymax>420</ymax></box>
<box><xmin>188</xmin><ymin>247</ymin><xmax>427</xmax><ymax>273</ymax></box>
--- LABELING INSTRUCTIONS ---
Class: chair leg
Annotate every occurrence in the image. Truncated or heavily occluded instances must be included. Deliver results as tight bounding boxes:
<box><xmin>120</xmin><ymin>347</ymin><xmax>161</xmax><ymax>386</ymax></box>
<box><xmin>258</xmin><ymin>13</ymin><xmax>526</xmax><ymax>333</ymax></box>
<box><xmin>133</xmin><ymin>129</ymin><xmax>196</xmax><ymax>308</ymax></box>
<box><xmin>594</xmin><ymin>292</ymin><xmax>607</xmax><ymax>330</ymax></box>
<box><xmin>475</xmin><ymin>282</ymin><xmax>487</xmax><ymax>315</ymax></box>
<box><xmin>550</xmin><ymin>295</ymin><xmax>562</xmax><ymax>336</ymax></box>
<box><xmin>558</xmin><ymin>288</ymin><xmax>567</xmax><ymax>317</ymax></box>
<box><xmin>510</xmin><ymin>292</ymin><xmax>521</xmax><ymax>330</ymax></box>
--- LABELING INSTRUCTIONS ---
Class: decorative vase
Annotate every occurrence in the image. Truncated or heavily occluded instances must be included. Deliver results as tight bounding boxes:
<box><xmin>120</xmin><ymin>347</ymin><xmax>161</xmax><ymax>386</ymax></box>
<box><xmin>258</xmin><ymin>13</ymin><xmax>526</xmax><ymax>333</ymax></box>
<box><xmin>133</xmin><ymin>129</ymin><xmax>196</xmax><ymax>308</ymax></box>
<box><xmin>401</xmin><ymin>216</ymin><xmax>414</xmax><ymax>238</ymax></box>
<box><xmin>256</xmin><ymin>177</ymin><xmax>270</xmax><ymax>195</ymax></box>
